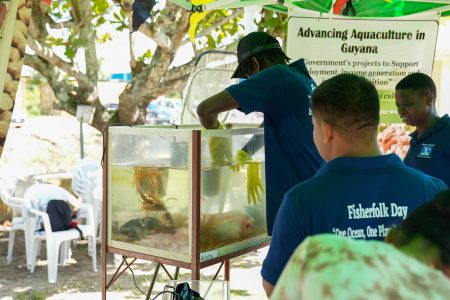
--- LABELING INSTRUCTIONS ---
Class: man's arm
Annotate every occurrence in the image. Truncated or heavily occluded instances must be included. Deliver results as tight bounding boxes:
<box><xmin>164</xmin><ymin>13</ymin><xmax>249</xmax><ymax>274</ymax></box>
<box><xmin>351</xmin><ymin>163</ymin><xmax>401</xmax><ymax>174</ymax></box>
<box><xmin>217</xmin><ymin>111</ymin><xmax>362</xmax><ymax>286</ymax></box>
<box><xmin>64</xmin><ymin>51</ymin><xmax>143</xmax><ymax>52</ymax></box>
<box><xmin>261</xmin><ymin>191</ymin><xmax>306</xmax><ymax>298</ymax></box>
<box><xmin>196</xmin><ymin>90</ymin><xmax>239</xmax><ymax>129</ymax></box>
<box><xmin>263</xmin><ymin>278</ymin><xmax>274</xmax><ymax>297</ymax></box>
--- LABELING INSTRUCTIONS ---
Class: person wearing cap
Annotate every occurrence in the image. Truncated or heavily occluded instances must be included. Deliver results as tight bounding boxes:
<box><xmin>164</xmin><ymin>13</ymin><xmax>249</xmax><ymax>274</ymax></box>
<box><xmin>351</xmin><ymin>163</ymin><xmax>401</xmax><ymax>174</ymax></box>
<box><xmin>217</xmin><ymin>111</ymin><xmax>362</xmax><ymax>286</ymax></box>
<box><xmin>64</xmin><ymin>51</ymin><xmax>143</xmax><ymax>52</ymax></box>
<box><xmin>196</xmin><ymin>31</ymin><xmax>324</xmax><ymax>236</ymax></box>
<box><xmin>270</xmin><ymin>191</ymin><xmax>450</xmax><ymax>300</ymax></box>
<box><xmin>261</xmin><ymin>73</ymin><xmax>447</xmax><ymax>296</ymax></box>
<box><xmin>395</xmin><ymin>73</ymin><xmax>450</xmax><ymax>186</ymax></box>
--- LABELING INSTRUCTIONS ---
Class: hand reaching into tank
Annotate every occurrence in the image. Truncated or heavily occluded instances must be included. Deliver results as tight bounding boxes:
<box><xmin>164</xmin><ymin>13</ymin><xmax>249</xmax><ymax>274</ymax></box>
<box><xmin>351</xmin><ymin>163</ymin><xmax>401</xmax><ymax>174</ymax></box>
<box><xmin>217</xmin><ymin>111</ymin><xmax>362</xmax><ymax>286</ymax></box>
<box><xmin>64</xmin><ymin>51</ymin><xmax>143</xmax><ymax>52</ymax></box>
<box><xmin>230</xmin><ymin>149</ymin><xmax>252</xmax><ymax>172</ymax></box>
<box><xmin>208</xmin><ymin>123</ymin><xmax>233</xmax><ymax>167</ymax></box>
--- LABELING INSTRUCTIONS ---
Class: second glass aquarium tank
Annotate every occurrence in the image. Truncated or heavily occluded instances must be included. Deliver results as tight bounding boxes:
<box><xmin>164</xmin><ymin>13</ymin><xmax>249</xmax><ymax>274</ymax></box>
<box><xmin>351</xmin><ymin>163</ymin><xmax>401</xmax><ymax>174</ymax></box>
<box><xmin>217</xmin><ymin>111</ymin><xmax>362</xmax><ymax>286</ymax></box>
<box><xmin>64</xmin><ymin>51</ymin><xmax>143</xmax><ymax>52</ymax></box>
<box><xmin>105</xmin><ymin>125</ymin><xmax>269</xmax><ymax>270</ymax></box>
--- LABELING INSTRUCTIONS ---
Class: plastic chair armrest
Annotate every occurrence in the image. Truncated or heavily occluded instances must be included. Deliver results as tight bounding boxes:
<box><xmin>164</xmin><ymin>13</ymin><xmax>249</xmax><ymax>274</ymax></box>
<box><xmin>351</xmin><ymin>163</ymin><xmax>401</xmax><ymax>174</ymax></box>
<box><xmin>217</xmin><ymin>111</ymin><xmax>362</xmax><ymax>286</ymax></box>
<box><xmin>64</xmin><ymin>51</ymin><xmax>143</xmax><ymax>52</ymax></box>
<box><xmin>77</xmin><ymin>203</ymin><xmax>95</xmax><ymax>226</ymax></box>
<box><xmin>28</xmin><ymin>208</ymin><xmax>53</xmax><ymax>233</ymax></box>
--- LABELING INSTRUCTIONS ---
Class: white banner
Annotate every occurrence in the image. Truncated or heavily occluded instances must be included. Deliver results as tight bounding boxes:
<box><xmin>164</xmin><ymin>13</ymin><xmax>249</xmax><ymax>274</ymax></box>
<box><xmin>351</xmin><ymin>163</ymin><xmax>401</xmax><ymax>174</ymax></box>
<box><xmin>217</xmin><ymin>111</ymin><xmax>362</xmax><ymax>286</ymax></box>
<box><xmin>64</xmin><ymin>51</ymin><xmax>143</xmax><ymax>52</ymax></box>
<box><xmin>287</xmin><ymin>16</ymin><xmax>439</xmax><ymax>123</ymax></box>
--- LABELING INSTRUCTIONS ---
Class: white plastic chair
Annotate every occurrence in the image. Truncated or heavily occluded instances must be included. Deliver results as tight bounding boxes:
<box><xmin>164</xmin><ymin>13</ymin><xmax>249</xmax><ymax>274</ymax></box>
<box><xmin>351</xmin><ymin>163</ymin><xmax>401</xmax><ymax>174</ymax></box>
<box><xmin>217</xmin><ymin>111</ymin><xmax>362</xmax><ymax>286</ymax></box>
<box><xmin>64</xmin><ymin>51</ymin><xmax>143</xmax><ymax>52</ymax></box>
<box><xmin>0</xmin><ymin>178</ymin><xmax>34</xmax><ymax>267</ymax></box>
<box><xmin>71</xmin><ymin>158</ymin><xmax>102</xmax><ymax>239</ymax></box>
<box><xmin>25</xmin><ymin>183</ymin><xmax>98</xmax><ymax>283</ymax></box>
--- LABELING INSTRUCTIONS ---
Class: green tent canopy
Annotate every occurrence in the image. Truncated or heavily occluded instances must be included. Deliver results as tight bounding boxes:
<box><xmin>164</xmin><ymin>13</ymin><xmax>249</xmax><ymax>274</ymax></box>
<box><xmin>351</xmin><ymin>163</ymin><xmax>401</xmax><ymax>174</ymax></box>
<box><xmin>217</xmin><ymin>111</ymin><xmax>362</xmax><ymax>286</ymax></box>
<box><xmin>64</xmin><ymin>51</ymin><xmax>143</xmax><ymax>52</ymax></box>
<box><xmin>170</xmin><ymin>0</ymin><xmax>450</xmax><ymax>17</ymax></box>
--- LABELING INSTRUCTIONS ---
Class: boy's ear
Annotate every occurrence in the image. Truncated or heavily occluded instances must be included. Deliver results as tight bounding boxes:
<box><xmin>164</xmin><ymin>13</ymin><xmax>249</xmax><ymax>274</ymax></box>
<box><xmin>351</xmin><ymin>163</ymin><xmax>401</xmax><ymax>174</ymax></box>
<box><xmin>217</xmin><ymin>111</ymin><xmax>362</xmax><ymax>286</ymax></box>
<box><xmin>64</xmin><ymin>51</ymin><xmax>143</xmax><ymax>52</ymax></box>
<box><xmin>321</xmin><ymin>121</ymin><xmax>333</xmax><ymax>143</ymax></box>
<box><xmin>425</xmin><ymin>92</ymin><xmax>434</xmax><ymax>106</ymax></box>
<box><xmin>251</xmin><ymin>57</ymin><xmax>261</xmax><ymax>73</ymax></box>
<box><xmin>421</xmin><ymin>90</ymin><xmax>434</xmax><ymax>106</ymax></box>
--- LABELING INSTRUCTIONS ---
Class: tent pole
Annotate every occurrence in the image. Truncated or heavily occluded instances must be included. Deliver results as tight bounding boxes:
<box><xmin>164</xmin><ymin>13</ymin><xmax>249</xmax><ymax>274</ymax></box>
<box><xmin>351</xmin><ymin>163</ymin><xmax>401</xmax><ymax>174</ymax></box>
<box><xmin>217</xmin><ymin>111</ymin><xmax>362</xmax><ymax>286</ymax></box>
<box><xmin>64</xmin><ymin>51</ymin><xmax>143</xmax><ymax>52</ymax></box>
<box><xmin>169</xmin><ymin>0</ymin><xmax>194</xmax><ymax>10</ymax></box>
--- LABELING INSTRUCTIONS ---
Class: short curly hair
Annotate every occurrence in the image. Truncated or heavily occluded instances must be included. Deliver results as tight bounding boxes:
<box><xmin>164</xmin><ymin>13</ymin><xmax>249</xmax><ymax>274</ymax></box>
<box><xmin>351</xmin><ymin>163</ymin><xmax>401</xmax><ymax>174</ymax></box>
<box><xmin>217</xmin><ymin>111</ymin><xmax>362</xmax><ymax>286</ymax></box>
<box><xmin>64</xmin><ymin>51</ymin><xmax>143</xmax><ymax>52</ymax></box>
<box><xmin>395</xmin><ymin>72</ymin><xmax>436</xmax><ymax>99</ymax></box>
<box><xmin>311</xmin><ymin>73</ymin><xmax>380</xmax><ymax>140</ymax></box>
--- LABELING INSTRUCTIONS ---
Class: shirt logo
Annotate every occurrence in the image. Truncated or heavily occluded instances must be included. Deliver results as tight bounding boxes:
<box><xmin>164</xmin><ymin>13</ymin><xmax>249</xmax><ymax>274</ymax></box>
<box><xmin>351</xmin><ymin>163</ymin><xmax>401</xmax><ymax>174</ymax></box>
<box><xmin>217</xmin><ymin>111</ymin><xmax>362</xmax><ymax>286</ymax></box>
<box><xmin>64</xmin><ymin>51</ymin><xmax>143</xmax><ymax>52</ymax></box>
<box><xmin>418</xmin><ymin>144</ymin><xmax>434</xmax><ymax>158</ymax></box>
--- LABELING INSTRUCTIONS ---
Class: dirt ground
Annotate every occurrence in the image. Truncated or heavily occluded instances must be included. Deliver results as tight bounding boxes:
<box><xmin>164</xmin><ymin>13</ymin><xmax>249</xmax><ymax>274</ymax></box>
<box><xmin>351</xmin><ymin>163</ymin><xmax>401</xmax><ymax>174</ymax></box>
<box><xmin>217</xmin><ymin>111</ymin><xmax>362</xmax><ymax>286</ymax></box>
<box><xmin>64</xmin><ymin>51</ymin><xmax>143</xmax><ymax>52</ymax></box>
<box><xmin>0</xmin><ymin>115</ymin><xmax>268</xmax><ymax>300</ymax></box>
<box><xmin>0</xmin><ymin>230</ymin><xmax>268</xmax><ymax>299</ymax></box>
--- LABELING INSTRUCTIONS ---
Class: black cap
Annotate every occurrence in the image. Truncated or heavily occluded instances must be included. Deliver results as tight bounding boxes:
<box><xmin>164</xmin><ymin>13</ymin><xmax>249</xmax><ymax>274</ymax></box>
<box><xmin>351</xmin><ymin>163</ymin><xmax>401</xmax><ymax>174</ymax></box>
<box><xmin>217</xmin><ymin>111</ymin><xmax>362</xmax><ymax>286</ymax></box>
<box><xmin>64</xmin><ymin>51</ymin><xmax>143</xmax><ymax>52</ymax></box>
<box><xmin>231</xmin><ymin>31</ymin><xmax>281</xmax><ymax>79</ymax></box>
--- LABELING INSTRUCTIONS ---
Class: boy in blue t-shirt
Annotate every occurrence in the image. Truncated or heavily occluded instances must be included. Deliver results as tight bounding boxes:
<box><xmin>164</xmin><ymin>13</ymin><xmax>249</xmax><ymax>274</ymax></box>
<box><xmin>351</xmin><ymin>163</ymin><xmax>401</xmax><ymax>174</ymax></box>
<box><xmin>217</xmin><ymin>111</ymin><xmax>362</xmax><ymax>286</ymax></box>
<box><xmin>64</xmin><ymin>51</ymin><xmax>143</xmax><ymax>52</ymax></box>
<box><xmin>395</xmin><ymin>73</ymin><xmax>450</xmax><ymax>186</ymax></box>
<box><xmin>196</xmin><ymin>32</ymin><xmax>324</xmax><ymax>235</ymax></box>
<box><xmin>261</xmin><ymin>74</ymin><xmax>448</xmax><ymax>297</ymax></box>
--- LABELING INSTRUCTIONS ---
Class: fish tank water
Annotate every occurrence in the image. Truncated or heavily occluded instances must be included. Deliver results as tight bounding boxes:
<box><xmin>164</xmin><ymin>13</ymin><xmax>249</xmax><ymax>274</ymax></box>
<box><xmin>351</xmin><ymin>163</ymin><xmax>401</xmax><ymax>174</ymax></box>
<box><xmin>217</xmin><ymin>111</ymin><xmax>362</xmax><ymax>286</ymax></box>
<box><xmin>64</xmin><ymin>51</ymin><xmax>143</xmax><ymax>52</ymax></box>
<box><xmin>106</xmin><ymin>125</ymin><xmax>269</xmax><ymax>265</ymax></box>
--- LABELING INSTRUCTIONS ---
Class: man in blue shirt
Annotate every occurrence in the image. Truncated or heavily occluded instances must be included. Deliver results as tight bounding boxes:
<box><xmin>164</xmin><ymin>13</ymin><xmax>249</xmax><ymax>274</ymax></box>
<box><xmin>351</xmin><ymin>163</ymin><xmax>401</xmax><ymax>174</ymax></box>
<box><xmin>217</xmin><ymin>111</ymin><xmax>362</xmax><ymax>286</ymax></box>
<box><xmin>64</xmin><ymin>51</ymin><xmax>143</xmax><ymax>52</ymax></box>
<box><xmin>196</xmin><ymin>32</ymin><xmax>324</xmax><ymax>235</ymax></box>
<box><xmin>261</xmin><ymin>74</ymin><xmax>448</xmax><ymax>296</ymax></box>
<box><xmin>395</xmin><ymin>73</ymin><xmax>450</xmax><ymax>186</ymax></box>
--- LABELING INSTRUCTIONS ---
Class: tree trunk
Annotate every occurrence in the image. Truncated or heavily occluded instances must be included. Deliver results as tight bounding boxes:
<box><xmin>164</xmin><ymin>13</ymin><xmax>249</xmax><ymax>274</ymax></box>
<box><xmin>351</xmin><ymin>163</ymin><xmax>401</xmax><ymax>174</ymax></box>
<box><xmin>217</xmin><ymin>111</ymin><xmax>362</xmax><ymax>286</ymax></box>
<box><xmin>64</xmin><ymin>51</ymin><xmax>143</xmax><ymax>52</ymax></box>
<box><xmin>118</xmin><ymin>5</ymin><xmax>191</xmax><ymax>125</ymax></box>
<box><xmin>40</xmin><ymin>81</ymin><xmax>56</xmax><ymax>115</ymax></box>
<box><xmin>24</xmin><ymin>0</ymin><xmax>244</xmax><ymax>131</ymax></box>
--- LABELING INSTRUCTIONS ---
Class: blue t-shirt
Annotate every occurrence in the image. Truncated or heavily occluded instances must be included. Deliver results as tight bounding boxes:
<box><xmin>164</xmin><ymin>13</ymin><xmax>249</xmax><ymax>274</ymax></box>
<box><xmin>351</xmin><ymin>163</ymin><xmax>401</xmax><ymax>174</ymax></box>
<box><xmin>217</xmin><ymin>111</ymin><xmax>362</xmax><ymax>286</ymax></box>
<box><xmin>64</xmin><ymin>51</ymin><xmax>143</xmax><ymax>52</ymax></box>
<box><xmin>226</xmin><ymin>59</ymin><xmax>324</xmax><ymax>234</ymax></box>
<box><xmin>404</xmin><ymin>114</ymin><xmax>450</xmax><ymax>186</ymax></box>
<box><xmin>261</xmin><ymin>154</ymin><xmax>447</xmax><ymax>286</ymax></box>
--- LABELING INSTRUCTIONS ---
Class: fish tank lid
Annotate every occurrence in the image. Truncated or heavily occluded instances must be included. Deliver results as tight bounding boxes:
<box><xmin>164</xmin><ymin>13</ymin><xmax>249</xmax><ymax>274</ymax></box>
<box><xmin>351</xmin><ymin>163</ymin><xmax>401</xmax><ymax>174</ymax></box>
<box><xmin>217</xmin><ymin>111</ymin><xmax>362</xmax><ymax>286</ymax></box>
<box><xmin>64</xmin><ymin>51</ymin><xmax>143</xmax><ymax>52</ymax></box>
<box><xmin>108</xmin><ymin>125</ymin><xmax>263</xmax><ymax>136</ymax></box>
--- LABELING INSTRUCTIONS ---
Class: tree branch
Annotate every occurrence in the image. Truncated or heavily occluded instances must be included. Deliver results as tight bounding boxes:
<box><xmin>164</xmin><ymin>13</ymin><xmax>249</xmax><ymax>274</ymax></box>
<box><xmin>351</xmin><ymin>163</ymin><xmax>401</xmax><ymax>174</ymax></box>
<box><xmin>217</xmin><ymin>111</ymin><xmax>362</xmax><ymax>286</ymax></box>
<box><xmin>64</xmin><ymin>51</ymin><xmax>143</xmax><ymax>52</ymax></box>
<box><xmin>140</xmin><ymin>24</ymin><xmax>171</xmax><ymax>49</ymax></box>
<box><xmin>137</xmin><ymin>3</ymin><xmax>191</xmax><ymax>51</ymax></box>
<box><xmin>162</xmin><ymin>61</ymin><xmax>195</xmax><ymax>83</ymax></box>
<box><xmin>47</xmin><ymin>20</ymin><xmax>76</xmax><ymax>29</ymax></box>
<box><xmin>24</xmin><ymin>54</ymin><xmax>72</xmax><ymax>106</ymax></box>
<box><xmin>197</xmin><ymin>9</ymin><xmax>242</xmax><ymax>39</ymax></box>
<box><xmin>27</xmin><ymin>40</ymin><xmax>93</xmax><ymax>89</ymax></box>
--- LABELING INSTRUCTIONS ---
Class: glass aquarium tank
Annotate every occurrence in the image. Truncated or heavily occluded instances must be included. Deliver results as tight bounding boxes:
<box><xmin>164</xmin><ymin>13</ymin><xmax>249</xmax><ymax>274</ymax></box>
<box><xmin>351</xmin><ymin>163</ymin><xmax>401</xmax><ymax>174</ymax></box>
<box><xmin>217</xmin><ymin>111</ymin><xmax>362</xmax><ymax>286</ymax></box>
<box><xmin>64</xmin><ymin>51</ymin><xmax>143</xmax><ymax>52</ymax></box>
<box><xmin>105</xmin><ymin>125</ymin><xmax>269</xmax><ymax>271</ymax></box>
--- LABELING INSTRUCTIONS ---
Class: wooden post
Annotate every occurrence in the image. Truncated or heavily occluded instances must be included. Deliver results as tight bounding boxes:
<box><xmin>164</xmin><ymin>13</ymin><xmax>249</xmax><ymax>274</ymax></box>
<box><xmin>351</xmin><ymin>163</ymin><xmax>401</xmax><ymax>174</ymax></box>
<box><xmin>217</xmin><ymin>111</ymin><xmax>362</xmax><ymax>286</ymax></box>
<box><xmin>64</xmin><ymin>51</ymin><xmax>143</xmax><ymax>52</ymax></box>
<box><xmin>191</xmin><ymin>130</ymin><xmax>201</xmax><ymax>280</ymax></box>
<box><xmin>224</xmin><ymin>259</ymin><xmax>230</xmax><ymax>281</ymax></box>
<box><xmin>101</xmin><ymin>127</ymin><xmax>108</xmax><ymax>300</ymax></box>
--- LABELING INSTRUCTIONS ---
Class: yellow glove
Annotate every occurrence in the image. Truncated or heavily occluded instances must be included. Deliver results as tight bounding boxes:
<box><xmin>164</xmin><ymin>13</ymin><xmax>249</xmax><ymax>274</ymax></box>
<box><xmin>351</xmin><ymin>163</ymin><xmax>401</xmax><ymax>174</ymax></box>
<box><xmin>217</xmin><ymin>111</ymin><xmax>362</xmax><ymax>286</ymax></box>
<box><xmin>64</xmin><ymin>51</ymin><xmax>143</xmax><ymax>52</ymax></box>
<box><xmin>208</xmin><ymin>123</ymin><xmax>232</xmax><ymax>167</ymax></box>
<box><xmin>230</xmin><ymin>149</ymin><xmax>252</xmax><ymax>172</ymax></box>
<box><xmin>247</xmin><ymin>161</ymin><xmax>264</xmax><ymax>205</ymax></box>
<box><xmin>231</xmin><ymin>149</ymin><xmax>264</xmax><ymax>205</ymax></box>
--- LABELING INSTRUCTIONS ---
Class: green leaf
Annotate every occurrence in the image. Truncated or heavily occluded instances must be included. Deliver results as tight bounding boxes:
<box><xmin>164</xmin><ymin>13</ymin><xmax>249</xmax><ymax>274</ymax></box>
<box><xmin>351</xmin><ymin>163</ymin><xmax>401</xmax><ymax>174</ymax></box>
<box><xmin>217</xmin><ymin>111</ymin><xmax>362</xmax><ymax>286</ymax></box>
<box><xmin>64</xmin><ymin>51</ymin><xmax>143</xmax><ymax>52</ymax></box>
<box><xmin>92</xmin><ymin>0</ymin><xmax>109</xmax><ymax>15</ymax></box>
<box><xmin>95</xmin><ymin>16</ymin><xmax>107</xmax><ymax>26</ymax></box>
<box><xmin>143</xmin><ymin>49</ymin><xmax>152</xmax><ymax>59</ymax></box>
<box><xmin>65</xmin><ymin>46</ymin><xmax>75</xmax><ymax>60</ymax></box>
<box><xmin>116</xmin><ymin>25</ymin><xmax>127</xmax><ymax>31</ymax></box>
<box><xmin>47</xmin><ymin>37</ymin><xmax>65</xmax><ymax>46</ymax></box>
<box><xmin>113</xmin><ymin>12</ymin><xmax>122</xmax><ymax>22</ymax></box>
<box><xmin>98</xmin><ymin>33</ymin><xmax>112</xmax><ymax>43</ymax></box>
<box><xmin>72</xmin><ymin>37</ymin><xmax>83</xmax><ymax>47</ymax></box>
<box><xmin>62</xmin><ymin>3</ymin><xmax>71</xmax><ymax>10</ymax></box>
<box><xmin>137</xmin><ymin>49</ymin><xmax>153</xmax><ymax>64</ymax></box>
<box><xmin>206</xmin><ymin>35</ymin><xmax>216</xmax><ymax>49</ymax></box>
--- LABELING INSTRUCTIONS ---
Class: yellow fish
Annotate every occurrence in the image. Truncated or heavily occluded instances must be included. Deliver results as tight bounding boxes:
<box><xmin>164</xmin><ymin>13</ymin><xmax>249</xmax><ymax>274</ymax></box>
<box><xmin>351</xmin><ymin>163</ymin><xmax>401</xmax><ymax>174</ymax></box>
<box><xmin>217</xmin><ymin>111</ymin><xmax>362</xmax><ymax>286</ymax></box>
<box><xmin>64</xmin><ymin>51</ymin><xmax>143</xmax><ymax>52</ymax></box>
<box><xmin>189</xmin><ymin>0</ymin><xmax>215</xmax><ymax>43</ymax></box>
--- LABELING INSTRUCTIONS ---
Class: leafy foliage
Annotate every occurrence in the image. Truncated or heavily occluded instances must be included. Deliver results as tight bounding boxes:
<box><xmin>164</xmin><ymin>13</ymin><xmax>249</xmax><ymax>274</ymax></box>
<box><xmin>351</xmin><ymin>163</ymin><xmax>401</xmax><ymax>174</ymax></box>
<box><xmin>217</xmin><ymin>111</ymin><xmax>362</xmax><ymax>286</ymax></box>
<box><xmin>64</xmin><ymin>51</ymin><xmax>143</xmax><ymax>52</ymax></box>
<box><xmin>46</xmin><ymin>0</ymin><xmax>113</xmax><ymax>63</ymax></box>
<box><xmin>27</xmin><ymin>0</ymin><xmax>284</xmax><ymax>128</ymax></box>
<box><xmin>257</xmin><ymin>9</ymin><xmax>288</xmax><ymax>43</ymax></box>
<box><xmin>138</xmin><ymin>49</ymin><xmax>152</xmax><ymax>62</ymax></box>
<box><xmin>193</xmin><ymin>9</ymin><xmax>243</xmax><ymax>50</ymax></box>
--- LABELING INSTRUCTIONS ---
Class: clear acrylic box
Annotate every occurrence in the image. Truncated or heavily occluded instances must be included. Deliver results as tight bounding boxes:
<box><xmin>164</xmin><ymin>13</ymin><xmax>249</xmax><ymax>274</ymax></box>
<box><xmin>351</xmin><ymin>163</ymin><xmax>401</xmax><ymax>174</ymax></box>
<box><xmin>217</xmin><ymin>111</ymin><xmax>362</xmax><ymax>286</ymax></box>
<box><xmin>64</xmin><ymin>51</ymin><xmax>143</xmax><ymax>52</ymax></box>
<box><xmin>105</xmin><ymin>125</ymin><xmax>269</xmax><ymax>273</ymax></box>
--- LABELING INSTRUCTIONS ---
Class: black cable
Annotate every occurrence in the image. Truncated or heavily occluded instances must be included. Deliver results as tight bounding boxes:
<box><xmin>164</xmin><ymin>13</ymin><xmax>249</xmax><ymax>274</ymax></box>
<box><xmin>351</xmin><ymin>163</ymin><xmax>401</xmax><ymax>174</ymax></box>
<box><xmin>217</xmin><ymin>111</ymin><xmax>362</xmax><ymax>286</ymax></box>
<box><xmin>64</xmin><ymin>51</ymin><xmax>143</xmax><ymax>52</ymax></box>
<box><xmin>122</xmin><ymin>257</ymin><xmax>182</xmax><ymax>299</ymax></box>
<box><xmin>123</xmin><ymin>258</ymin><xmax>147</xmax><ymax>296</ymax></box>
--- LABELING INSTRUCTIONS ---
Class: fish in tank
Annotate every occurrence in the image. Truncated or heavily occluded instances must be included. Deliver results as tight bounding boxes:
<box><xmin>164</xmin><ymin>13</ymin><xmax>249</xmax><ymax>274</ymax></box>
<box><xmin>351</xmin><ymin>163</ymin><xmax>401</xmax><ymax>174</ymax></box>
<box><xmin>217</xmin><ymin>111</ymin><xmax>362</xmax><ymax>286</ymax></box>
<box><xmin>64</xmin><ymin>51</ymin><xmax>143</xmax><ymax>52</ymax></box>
<box><xmin>110</xmin><ymin>162</ymin><xmax>266</xmax><ymax>255</ymax></box>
